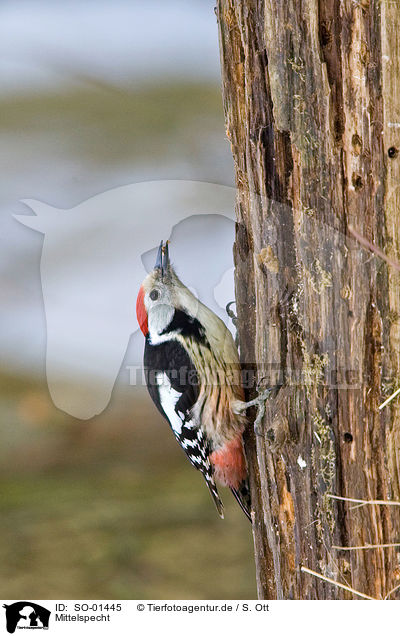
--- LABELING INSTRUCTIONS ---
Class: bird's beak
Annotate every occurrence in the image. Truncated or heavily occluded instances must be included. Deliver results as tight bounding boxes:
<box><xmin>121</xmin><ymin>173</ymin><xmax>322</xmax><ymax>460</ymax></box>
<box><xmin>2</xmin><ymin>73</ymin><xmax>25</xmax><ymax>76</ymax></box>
<box><xmin>154</xmin><ymin>240</ymin><xmax>170</xmax><ymax>279</ymax></box>
<box><xmin>155</xmin><ymin>240</ymin><xmax>163</xmax><ymax>272</ymax></box>
<box><xmin>163</xmin><ymin>241</ymin><xmax>169</xmax><ymax>274</ymax></box>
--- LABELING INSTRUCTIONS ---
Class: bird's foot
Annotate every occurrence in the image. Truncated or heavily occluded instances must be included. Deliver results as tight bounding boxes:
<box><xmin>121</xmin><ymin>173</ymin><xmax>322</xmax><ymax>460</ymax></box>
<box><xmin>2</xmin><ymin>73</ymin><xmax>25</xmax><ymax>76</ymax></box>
<box><xmin>235</xmin><ymin>383</ymin><xmax>279</xmax><ymax>436</ymax></box>
<box><xmin>226</xmin><ymin>300</ymin><xmax>238</xmax><ymax>324</ymax></box>
<box><xmin>226</xmin><ymin>301</ymin><xmax>239</xmax><ymax>346</ymax></box>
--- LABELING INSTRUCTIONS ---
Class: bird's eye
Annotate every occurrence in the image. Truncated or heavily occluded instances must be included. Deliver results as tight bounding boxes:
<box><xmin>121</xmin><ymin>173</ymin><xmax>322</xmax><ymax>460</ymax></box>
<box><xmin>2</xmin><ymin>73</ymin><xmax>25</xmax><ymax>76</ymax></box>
<box><xmin>149</xmin><ymin>289</ymin><xmax>160</xmax><ymax>301</ymax></box>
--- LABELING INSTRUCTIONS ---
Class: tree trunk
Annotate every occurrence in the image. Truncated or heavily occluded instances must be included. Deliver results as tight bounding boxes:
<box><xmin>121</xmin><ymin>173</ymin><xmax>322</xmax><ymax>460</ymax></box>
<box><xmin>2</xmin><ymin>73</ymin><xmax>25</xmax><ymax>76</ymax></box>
<box><xmin>217</xmin><ymin>0</ymin><xmax>400</xmax><ymax>599</ymax></box>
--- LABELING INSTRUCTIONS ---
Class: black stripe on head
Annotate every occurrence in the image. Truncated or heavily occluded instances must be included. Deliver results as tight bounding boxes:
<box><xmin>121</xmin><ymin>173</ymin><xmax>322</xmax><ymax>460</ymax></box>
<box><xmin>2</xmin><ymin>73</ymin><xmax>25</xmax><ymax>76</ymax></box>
<box><xmin>160</xmin><ymin>309</ymin><xmax>209</xmax><ymax>346</ymax></box>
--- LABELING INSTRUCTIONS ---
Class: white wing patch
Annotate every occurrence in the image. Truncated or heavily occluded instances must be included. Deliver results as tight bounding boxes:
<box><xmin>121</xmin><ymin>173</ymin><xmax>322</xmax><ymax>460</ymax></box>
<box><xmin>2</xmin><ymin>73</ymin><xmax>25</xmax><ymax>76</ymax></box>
<box><xmin>157</xmin><ymin>371</ymin><xmax>184</xmax><ymax>435</ymax></box>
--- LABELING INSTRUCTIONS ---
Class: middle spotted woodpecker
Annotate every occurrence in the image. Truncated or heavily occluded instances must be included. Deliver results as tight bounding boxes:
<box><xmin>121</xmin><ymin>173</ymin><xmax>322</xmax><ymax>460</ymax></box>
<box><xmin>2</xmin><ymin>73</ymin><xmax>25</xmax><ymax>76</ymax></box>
<box><xmin>137</xmin><ymin>241</ymin><xmax>262</xmax><ymax>520</ymax></box>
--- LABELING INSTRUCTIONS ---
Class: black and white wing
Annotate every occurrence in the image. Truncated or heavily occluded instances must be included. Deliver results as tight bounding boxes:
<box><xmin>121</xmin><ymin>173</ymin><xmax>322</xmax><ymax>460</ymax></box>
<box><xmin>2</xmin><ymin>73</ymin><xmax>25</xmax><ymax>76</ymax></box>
<box><xmin>144</xmin><ymin>338</ymin><xmax>224</xmax><ymax>518</ymax></box>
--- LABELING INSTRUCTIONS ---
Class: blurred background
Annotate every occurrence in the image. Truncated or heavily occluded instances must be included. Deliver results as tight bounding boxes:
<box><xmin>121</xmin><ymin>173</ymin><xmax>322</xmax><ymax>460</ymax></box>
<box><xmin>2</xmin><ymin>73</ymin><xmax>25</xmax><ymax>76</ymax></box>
<box><xmin>0</xmin><ymin>0</ymin><xmax>256</xmax><ymax>598</ymax></box>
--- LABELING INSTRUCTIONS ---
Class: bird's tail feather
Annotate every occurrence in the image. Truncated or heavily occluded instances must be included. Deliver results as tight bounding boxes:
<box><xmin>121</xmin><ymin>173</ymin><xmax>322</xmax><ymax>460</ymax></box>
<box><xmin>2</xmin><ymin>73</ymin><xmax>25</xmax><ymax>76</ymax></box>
<box><xmin>205</xmin><ymin>478</ymin><xmax>224</xmax><ymax>519</ymax></box>
<box><xmin>230</xmin><ymin>479</ymin><xmax>252</xmax><ymax>522</ymax></box>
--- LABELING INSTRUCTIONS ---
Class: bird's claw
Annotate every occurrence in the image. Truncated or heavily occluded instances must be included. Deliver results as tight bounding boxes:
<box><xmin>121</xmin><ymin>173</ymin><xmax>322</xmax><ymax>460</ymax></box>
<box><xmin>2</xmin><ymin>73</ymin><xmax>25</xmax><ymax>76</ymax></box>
<box><xmin>226</xmin><ymin>301</ymin><xmax>239</xmax><ymax>346</ymax></box>
<box><xmin>251</xmin><ymin>387</ymin><xmax>275</xmax><ymax>437</ymax></box>
<box><xmin>226</xmin><ymin>301</ymin><xmax>237</xmax><ymax>324</ymax></box>
<box><xmin>236</xmin><ymin>385</ymin><xmax>278</xmax><ymax>437</ymax></box>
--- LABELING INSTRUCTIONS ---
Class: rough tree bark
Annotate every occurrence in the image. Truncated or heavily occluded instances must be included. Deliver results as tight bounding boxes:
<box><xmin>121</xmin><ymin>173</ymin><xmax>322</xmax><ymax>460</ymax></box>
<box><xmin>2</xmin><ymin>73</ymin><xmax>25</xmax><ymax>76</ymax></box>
<box><xmin>217</xmin><ymin>0</ymin><xmax>400</xmax><ymax>599</ymax></box>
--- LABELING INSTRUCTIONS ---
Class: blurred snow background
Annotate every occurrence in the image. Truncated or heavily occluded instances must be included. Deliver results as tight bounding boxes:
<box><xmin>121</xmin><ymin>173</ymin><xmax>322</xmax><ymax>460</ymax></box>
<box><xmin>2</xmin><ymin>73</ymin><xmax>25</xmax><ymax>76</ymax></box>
<box><xmin>0</xmin><ymin>0</ymin><xmax>236</xmax><ymax>384</ymax></box>
<box><xmin>0</xmin><ymin>0</ymin><xmax>254</xmax><ymax>601</ymax></box>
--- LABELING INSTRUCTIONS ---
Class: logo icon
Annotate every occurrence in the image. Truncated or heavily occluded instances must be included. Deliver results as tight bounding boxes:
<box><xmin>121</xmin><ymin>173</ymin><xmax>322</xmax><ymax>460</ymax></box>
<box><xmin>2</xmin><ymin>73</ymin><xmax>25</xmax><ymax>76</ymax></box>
<box><xmin>14</xmin><ymin>180</ymin><xmax>235</xmax><ymax>419</ymax></box>
<box><xmin>2</xmin><ymin>602</ymin><xmax>50</xmax><ymax>633</ymax></box>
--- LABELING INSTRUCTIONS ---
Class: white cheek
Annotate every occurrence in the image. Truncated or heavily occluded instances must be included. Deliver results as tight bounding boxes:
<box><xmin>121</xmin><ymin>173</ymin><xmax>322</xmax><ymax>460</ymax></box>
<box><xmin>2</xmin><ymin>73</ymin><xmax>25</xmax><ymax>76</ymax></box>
<box><xmin>148</xmin><ymin>303</ymin><xmax>174</xmax><ymax>337</ymax></box>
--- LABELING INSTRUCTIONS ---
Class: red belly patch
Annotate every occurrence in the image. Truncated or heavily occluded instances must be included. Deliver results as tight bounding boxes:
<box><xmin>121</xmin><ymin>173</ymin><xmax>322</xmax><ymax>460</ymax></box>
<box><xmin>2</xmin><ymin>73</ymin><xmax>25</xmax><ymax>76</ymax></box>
<box><xmin>210</xmin><ymin>437</ymin><xmax>247</xmax><ymax>489</ymax></box>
